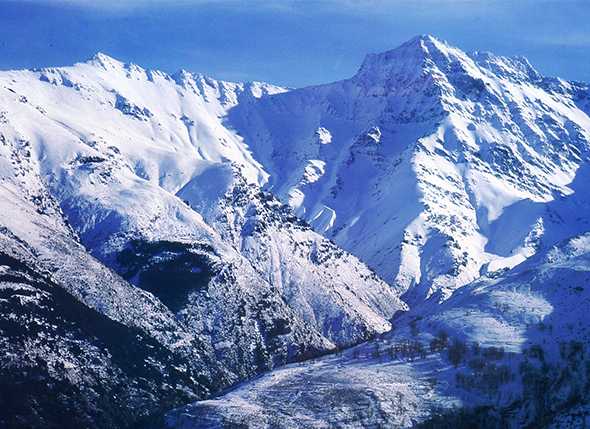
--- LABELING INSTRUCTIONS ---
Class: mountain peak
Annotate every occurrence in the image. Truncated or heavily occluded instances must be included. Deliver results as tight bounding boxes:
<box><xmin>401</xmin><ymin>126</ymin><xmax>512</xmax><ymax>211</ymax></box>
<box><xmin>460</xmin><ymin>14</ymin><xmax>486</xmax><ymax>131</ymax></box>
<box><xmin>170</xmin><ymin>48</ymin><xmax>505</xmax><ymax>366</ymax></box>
<box><xmin>363</xmin><ymin>34</ymin><xmax>452</xmax><ymax>61</ymax></box>
<box><xmin>354</xmin><ymin>35</ymin><xmax>462</xmax><ymax>83</ymax></box>
<box><xmin>354</xmin><ymin>35</ymin><xmax>546</xmax><ymax>90</ymax></box>
<box><xmin>86</xmin><ymin>52</ymin><xmax>126</xmax><ymax>70</ymax></box>
<box><xmin>406</xmin><ymin>34</ymin><xmax>444</xmax><ymax>46</ymax></box>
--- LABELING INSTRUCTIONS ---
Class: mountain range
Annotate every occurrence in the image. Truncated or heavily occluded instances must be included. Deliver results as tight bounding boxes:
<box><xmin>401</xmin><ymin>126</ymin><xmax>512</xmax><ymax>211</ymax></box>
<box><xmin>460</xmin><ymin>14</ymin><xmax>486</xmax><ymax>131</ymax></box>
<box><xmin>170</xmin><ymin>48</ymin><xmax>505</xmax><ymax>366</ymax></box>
<box><xmin>1</xmin><ymin>35</ymin><xmax>589</xmax><ymax>428</ymax></box>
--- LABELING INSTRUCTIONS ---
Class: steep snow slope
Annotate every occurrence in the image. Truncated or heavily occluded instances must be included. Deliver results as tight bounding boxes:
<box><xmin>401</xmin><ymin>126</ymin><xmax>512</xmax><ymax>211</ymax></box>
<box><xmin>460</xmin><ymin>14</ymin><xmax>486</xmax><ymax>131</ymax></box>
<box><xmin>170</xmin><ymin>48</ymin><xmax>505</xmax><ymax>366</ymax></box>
<box><xmin>228</xmin><ymin>35</ymin><xmax>590</xmax><ymax>305</ymax></box>
<box><xmin>165</xmin><ymin>233</ymin><xmax>590</xmax><ymax>428</ymax></box>
<box><xmin>5</xmin><ymin>36</ymin><xmax>588</xmax><ymax>314</ymax></box>
<box><xmin>179</xmin><ymin>169</ymin><xmax>405</xmax><ymax>346</ymax></box>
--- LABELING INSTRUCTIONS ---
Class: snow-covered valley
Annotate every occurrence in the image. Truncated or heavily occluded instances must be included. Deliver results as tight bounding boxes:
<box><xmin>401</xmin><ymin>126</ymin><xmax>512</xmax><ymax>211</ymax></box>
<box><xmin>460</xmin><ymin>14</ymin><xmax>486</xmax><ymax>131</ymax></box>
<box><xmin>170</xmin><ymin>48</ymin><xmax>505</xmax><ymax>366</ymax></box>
<box><xmin>1</xmin><ymin>35</ymin><xmax>590</xmax><ymax>428</ymax></box>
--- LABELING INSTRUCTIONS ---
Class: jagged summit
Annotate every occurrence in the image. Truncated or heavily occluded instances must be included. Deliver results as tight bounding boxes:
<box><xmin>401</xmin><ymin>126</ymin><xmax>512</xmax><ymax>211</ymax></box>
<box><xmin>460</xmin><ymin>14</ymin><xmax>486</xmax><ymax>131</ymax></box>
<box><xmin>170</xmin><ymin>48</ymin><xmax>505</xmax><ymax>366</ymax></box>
<box><xmin>85</xmin><ymin>52</ymin><xmax>173</xmax><ymax>81</ymax></box>
<box><xmin>470</xmin><ymin>49</ymin><xmax>541</xmax><ymax>82</ymax></box>
<box><xmin>353</xmin><ymin>34</ymin><xmax>544</xmax><ymax>88</ymax></box>
<box><xmin>353</xmin><ymin>34</ymin><xmax>476</xmax><ymax>85</ymax></box>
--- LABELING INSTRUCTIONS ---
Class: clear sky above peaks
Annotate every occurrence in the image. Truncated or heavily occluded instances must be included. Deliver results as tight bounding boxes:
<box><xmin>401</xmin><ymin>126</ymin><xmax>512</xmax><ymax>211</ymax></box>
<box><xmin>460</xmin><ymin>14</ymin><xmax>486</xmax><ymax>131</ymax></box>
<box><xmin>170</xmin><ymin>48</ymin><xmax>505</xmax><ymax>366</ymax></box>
<box><xmin>0</xmin><ymin>0</ymin><xmax>588</xmax><ymax>87</ymax></box>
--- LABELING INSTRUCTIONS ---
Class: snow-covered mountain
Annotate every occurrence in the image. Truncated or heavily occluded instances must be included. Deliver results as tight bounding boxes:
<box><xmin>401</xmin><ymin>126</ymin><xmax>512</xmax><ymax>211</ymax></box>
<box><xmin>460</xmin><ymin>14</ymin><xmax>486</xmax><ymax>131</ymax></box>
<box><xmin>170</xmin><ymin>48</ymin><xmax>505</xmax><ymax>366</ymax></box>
<box><xmin>0</xmin><ymin>48</ymin><xmax>405</xmax><ymax>427</ymax></box>
<box><xmin>1</xmin><ymin>34</ymin><xmax>590</xmax><ymax>428</ymax></box>
<box><xmin>229</xmin><ymin>34</ymin><xmax>590</xmax><ymax>305</ymax></box>
<box><xmin>162</xmin><ymin>35</ymin><xmax>590</xmax><ymax>428</ymax></box>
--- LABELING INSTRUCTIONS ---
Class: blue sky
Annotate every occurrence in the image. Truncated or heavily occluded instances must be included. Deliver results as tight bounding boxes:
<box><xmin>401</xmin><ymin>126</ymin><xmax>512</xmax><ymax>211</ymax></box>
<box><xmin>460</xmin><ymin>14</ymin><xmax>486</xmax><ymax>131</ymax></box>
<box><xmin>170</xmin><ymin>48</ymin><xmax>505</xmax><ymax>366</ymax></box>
<box><xmin>1</xmin><ymin>0</ymin><xmax>588</xmax><ymax>87</ymax></box>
